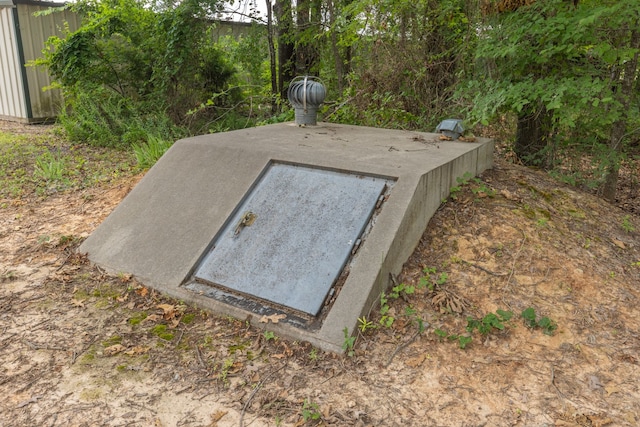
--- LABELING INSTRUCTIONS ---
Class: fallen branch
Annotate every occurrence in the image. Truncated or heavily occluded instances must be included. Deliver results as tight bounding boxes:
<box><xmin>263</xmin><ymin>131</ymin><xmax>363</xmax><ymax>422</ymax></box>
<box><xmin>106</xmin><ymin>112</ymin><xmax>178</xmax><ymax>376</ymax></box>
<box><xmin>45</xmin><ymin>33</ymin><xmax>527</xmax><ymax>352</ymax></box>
<box><xmin>460</xmin><ymin>259</ymin><xmax>507</xmax><ymax>276</ymax></box>
<box><xmin>23</xmin><ymin>339</ymin><xmax>66</xmax><ymax>351</ymax></box>
<box><xmin>385</xmin><ymin>327</ymin><xmax>425</xmax><ymax>368</ymax></box>
<box><xmin>239</xmin><ymin>363</ymin><xmax>286</xmax><ymax>427</ymax></box>
<box><xmin>16</xmin><ymin>395</ymin><xmax>43</xmax><ymax>408</ymax></box>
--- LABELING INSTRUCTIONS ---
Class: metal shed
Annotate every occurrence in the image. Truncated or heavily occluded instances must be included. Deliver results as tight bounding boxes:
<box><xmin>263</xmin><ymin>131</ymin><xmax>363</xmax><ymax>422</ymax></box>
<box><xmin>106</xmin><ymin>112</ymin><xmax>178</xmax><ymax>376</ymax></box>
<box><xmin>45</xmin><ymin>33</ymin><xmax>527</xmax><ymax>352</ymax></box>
<box><xmin>0</xmin><ymin>0</ymin><xmax>79</xmax><ymax>123</ymax></box>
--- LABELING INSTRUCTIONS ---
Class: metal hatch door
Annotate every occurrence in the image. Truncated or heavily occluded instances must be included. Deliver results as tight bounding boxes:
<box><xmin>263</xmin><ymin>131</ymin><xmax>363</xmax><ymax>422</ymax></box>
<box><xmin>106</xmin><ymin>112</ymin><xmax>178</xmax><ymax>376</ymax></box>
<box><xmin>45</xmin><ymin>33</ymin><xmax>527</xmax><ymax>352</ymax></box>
<box><xmin>192</xmin><ymin>162</ymin><xmax>392</xmax><ymax>317</ymax></box>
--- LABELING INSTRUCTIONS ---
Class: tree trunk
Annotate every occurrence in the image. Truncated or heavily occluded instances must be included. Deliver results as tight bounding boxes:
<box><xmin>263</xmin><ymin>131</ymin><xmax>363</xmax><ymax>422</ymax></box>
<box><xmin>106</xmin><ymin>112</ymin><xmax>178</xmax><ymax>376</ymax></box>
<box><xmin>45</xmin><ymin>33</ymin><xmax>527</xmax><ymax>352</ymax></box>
<box><xmin>328</xmin><ymin>0</ymin><xmax>352</xmax><ymax>93</ymax></box>
<box><xmin>274</xmin><ymin>0</ymin><xmax>295</xmax><ymax>100</ymax></box>
<box><xmin>328</xmin><ymin>0</ymin><xmax>344</xmax><ymax>91</ymax></box>
<box><xmin>514</xmin><ymin>105</ymin><xmax>552</xmax><ymax>167</ymax></box>
<box><xmin>295</xmin><ymin>0</ymin><xmax>321</xmax><ymax>75</ymax></box>
<box><xmin>602</xmin><ymin>29</ymin><xmax>639</xmax><ymax>202</ymax></box>
<box><xmin>266</xmin><ymin>0</ymin><xmax>278</xmax><ymax>113</ymax></box>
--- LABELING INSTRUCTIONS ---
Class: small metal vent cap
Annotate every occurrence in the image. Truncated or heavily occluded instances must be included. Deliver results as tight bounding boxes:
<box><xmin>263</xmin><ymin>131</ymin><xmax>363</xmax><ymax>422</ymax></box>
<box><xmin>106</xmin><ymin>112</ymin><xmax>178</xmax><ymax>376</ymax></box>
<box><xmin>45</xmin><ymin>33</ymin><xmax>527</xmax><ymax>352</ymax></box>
<box><xmin>288</xmin><ymin>76</ymin><xmax>326</xmax><ymax>126</ymax></box>
<box><xmin>436</xmin><ymin>119</ymin><xmax>464</xmax><ymax>139</ymax></box>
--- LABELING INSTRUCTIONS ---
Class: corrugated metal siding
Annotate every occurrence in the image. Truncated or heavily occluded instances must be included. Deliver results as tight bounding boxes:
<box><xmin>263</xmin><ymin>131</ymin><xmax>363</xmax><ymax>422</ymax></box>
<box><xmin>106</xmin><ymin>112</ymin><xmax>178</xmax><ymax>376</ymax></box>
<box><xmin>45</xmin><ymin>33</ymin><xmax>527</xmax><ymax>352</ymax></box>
<box><xmin>17</xmin><ymin>3</ymin><xmax>81</xmax><ymax>121</ymax></box>
<box><xmin>0</xmin><ymin>6</ymin><xmax>28</xmax><ymax>120</ymax></box>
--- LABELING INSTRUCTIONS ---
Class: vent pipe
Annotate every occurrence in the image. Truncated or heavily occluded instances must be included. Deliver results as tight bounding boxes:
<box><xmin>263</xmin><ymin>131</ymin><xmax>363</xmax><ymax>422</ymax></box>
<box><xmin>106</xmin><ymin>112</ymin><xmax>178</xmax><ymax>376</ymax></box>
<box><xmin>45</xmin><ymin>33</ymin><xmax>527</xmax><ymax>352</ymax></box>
<box><xmin>287</xmin><ymin>76</ymin><xmax>326</xmax><ymax>126</ymax></box>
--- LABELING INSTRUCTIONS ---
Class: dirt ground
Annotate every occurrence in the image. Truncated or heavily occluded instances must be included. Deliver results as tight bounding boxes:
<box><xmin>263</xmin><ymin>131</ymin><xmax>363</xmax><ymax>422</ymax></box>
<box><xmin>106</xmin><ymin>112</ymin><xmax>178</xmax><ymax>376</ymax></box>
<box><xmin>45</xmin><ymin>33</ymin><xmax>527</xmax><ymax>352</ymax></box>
<box><xmin>1</xmin><ymin>123</ymin><xmax>640</xmax><ymax>427</ymax></box>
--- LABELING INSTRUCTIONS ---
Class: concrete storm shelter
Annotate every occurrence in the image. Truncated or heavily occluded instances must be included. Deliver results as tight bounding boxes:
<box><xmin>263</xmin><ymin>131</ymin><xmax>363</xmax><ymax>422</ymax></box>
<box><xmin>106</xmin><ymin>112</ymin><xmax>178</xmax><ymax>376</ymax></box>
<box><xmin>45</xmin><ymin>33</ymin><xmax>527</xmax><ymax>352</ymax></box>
<box><xmin>80</xmin><ymin>123</ymin><xmax>493</xmax><ymax>352</ymax></box>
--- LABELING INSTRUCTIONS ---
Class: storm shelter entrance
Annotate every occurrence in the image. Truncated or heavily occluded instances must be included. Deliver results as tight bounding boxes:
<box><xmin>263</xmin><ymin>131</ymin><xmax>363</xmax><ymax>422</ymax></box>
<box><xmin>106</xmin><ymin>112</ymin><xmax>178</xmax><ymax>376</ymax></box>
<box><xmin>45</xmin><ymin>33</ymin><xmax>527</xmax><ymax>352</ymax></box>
<box><xmin>188</xmin><ymin>162</ymin><xmax>394</xmax><ymax>317</ymax></box>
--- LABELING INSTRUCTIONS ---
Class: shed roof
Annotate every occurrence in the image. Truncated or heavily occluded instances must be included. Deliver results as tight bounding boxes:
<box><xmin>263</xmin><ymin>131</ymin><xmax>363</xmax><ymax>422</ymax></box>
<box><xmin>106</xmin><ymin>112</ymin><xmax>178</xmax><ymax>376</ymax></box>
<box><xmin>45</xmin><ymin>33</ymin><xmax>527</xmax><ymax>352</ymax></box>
<box><xmin>0</xmin><ymin>0</ymin><xmax>68</xmax><ymax>7</ymax></box>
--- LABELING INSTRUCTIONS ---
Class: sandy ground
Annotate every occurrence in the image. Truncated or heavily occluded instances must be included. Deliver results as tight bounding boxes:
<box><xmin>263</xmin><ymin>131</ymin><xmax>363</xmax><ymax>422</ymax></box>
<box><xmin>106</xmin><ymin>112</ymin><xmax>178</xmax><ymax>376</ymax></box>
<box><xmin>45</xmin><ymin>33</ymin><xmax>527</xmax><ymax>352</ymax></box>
<box><xmin>1</xmin><ymin>125</ymin><xmax>640</xmax><ymax>426</ymax></box>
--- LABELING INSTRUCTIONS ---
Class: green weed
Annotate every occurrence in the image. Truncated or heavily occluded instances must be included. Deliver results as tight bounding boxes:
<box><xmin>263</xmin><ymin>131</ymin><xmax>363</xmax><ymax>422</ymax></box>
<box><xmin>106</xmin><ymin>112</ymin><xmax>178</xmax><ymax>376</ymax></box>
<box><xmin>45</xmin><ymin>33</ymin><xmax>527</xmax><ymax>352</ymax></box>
<box><xmin>308</xmin><ymin>347</ymin><xmax>319</xmax><ymax>362</ymax></box>
<box><xmin>379</xmin><ymin>292</ymin><xmax>395</xmax><ymax>328</ymax></box>
<box><xmin>133</xmin><ymin>136</ymin><xmax>173</xmax><ymax>169</ymax></box>
<box><xmin>419</xmin><ymin>266</ymin><xmax>448</xmax><ymax>291</ymax></box>
<box><xmin>621</xmin><ymin>215</ymin><xmax>636</xmax><ymax>233</ymax></box>
<box><xmin>436</xmin><ymin>308</ymin><xmax>557</xmax><ymax>349</ymax></box>
<box><xmin>0</xmin><ymin>129</ymin><xmax>135</xmax><ymax>199</ymax></box>
<box><xmin>342</xmin><ymin>327</ymin><xmax>355</xmax><ymax>357</ymax></box>
<box><xmin>357</xmin><ymin>316</ymin><xmax>375</xmax><ymax>333</ymax></box>
<box><xmin>466</xmin><ymin>310</ymin><xmax>513</xmax><ymax>335</ymax></box>
<box><xmin>219</xmin><ymin>358</ymin><xmax>234</xmax><ymax>384</ymax></box>
<box><xmin>301</xmin><ymin>399</ymin><xmax>322</xmax><ymax>422</ymax></box>
<box><xmin>521</xmin><ymin>307</ymin><xmax>557</xmax><ymax>335</ymax></box>
<box><xmin>447</xmin><ymin>172</ymin><xmax>495</xmax><ymax>201</ymax></box>
<box><xmin>34</xmin><ymin>152</ymin><xmax>66</xmax><ymax>182</ymax></box>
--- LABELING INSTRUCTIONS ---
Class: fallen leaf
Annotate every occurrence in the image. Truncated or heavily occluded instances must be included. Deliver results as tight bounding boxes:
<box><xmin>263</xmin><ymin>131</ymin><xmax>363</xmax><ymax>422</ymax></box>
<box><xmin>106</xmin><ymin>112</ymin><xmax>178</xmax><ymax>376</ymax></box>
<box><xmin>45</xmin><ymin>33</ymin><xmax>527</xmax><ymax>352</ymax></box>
<box><xmin>500</xmin><ymin>189</ymin><xmax>518</xmax><ymax>201</ymax></box>
<box><xmin>612</xmin><ymin>239</ymin><xmax>626</xmax><ymax>249</ymax></box>
<box><xmin>271</xmin><ymin>354</ymin><xmax>286</xmax><ymax>359</ymax></box>
<box><xmin>157</xmin><ymin>303</ymin><xmax>177</xmax><ymax>319</ymax></box>
<box><xmin>624</xmin><ymin>412</ymin><xmax>637</xmax><ymax>424</ymax></box>
<box><xmin>323</xmin><ymin>404</ymin><xmax>331</xmax><ymax>419</ymax></box>
<box><xmin>605</xmin><ymin>384</ymin><xmax>620</xmax><ymax>396</ymax></box>
<box><xmin>116</xmin><ymin>294</ymin><xmax>129</xmax><ymax>303</ymax></box>
<box><xmin>405</xmin><ymin>354</ymin><xmax>426</xmax><ymax>368</ymax></box>
<box><xmin>104</xmin><ymin>344</ymin><xmax>126</xmax><ymax>356</ymax></box>
<box><xmin>587</xmin><ymin>414</ymin><xmax>613</xmax><ymax>427</ymax></box>
<box><xmin>136</xmin><ymin>287</ymin><xmax>149</xmax><ymax>297</ymax></box>
<box><xmin>124</xmin><ymin>346</ymin><xmax>149</xmax><ymax>356</ymax></box>
<box><xmin>71</xmin><ymin>299</ymin><xmax>85</xmax><ymax>308</ymax></box>
<box><xmin>259</xmin><ymin>313</ymin><xmax>286</xmax><ymax>324</ymax></box>
<box><xmin>210</xmin><ymin>410</ymin><xmax>227</xmax><ymax>425</ymax></box>
<box><xmin>142</xmin><ymin>314</ymin><xmax>163</xmax><ymax>323</ymax></box>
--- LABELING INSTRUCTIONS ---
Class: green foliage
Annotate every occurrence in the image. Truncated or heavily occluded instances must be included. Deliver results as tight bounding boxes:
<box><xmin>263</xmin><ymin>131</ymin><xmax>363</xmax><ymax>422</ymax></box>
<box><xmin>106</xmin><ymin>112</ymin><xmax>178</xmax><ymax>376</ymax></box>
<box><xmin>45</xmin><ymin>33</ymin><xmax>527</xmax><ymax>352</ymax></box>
<box><xmin>325</xmin><ymin>0</ymin><xmax>477</xmax><ymax>130</ymax></box>
<box><xmin>435</xmin><ymin>308</ymin><xmax>555</xmax><ymax>349</ymax></box>
<box><xmin>34</xmin><ymin>152</ymin><xmax>66</xmax><ymax>182</ymax></box>
<box><xmin>216</xmin><ymin>23</ymin><xmax>269</xmax><ymax>89</ymax></box>
<box><xmin>388</xmin><ymin>282</ymin><xmax>415</xmax><ymax>299</ymax></box>
<box><xmin>342</xmin><ymin>327</ymin><xmax>355</xmax><ymax>357</ymax></box>
<box><xmin>466</xmin><ymin>310</ymin><xmax>513</xmax><ymax>336</ymax></box>
<box><xmin>446</xmin><ymin>172</ymin><xmax>494</xmax><ymax>202</ymax></box>
<box><xmin>357</xmin><ymin>316</ymin><xmax>375</xmax><ymax>333</ymax></box>
<box><xmin>419</xmin><ymin>266</ymin><xmax>449</xmax><ymax>291</ymax></box>
<box><xmin>379</xmin><ymin>292</ymin><xmax>395</xmax><ymax>328</ymax></box>
<box><xmin>521</xmin><ymin>307</ymin><xmax>557</xmax><ymax>336</ymax></box>
<box><xmin>39</xmin><ymin>0</ymin><xmax>236</xmax><ymax>146</ymax></box>
<box><xmin>463</xmin><ymin>0</ymin><xmax>640</xmax><ymax>187</ymax></box>
<box><xmin>132</xmin><ymin>136</ymin><xmax>173</xmax><ymax>169</ymax></box>
<box><xmin>0</xmin><ymin>129</ymin><xmax>134</xmax><ymax>198</ymax></box>
<box><xmin>434</xmin><ymin>329</ymin><xmax>472</xmax><ymax>349</ymax></box>
<box><xmin>301</xmin><ymin>399</ymin><xmax>322</xmax><ymax>422</ymax></box>
<box><xmin>621</xmin><ymin>215</ymin><xmax>636</xmax><ymax>233</ymax></box>
<box><xmin>263</xmin><ymin>330</ymin><xmax>277</xmax><ymax>341</ymax></box>
<box><xmin>308</xmin><ymin>347</ymin><xmax>319</xmax><ymax>362</ymax></box>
